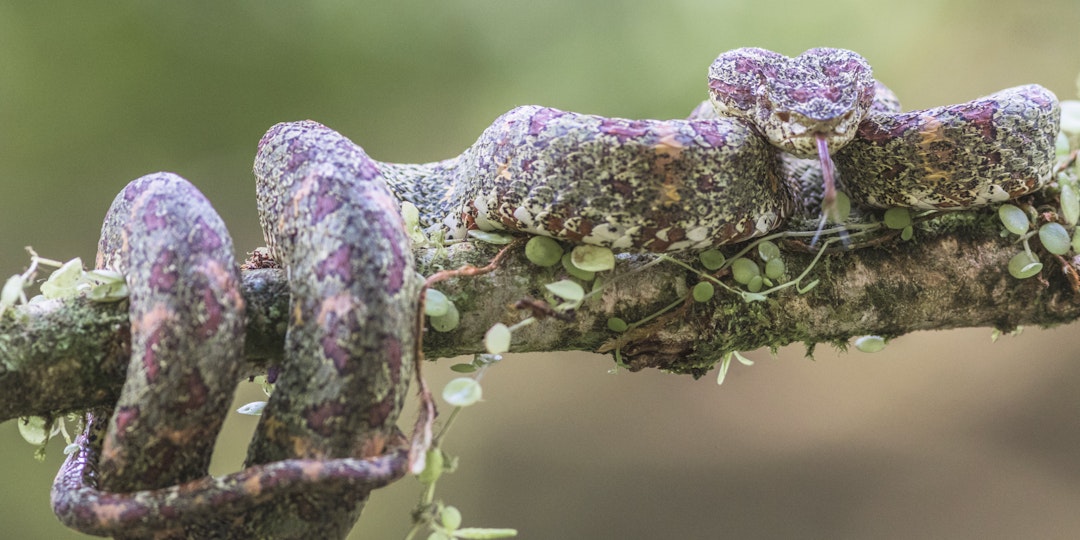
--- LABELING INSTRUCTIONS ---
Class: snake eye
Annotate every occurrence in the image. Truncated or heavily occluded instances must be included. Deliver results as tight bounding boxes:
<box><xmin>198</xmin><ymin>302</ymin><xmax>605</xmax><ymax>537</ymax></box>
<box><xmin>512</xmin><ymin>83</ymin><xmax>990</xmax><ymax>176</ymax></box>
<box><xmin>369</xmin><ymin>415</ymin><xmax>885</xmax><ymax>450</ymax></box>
<box><xmin>776</xmin><ymin>111</ymin><xmax>791</xmax><ymax>122</ymax></box>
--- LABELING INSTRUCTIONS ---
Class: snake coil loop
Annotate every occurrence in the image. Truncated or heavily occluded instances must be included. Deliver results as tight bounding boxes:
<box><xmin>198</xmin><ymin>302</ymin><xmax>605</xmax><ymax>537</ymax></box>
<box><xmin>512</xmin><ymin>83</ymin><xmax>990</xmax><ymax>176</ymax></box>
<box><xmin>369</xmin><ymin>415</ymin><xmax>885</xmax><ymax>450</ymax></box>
<box><xmin>52</xmin><ymin>124</ymin><xmax>421</xmax><ymax>538</ymax></box>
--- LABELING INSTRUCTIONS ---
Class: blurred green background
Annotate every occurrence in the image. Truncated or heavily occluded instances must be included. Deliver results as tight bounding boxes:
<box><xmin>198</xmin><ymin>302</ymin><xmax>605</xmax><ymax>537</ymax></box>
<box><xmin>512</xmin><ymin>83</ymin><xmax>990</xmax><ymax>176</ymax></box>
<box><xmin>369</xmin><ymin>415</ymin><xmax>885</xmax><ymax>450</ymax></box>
<box><xmin>2</xmin><ymin>1</ymin><xmax>1079</xmax><ymax>538</ymax></box>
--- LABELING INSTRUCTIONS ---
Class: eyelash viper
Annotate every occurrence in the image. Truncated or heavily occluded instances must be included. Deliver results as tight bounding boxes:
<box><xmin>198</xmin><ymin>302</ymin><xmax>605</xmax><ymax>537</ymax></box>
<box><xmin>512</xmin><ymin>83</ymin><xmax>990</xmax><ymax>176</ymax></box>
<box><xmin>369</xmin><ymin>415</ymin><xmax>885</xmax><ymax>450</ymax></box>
<box><xmin>48</xmin><ymin>47</ymin><xmax>1060</xmax><ymax>539</ymax></box>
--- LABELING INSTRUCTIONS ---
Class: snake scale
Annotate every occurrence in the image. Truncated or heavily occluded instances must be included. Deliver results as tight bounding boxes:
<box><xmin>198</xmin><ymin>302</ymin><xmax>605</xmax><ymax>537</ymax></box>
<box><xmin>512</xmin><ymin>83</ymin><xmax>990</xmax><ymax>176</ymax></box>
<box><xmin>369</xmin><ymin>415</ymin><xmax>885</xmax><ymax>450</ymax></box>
<box><xmin>48</xmin><ymin>48</ymin><xmax>1060</xmax><ymax>538</ymax></box>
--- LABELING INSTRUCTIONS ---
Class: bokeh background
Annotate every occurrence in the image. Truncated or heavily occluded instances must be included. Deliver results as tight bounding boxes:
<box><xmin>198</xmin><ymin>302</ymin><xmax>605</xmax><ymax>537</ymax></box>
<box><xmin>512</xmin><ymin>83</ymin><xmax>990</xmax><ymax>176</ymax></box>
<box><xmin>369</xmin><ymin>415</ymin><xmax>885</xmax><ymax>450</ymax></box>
<box><xmin>2</xmin><ymin>1</ymin><xmax>1079</xmax><ymax>538</ymax></box>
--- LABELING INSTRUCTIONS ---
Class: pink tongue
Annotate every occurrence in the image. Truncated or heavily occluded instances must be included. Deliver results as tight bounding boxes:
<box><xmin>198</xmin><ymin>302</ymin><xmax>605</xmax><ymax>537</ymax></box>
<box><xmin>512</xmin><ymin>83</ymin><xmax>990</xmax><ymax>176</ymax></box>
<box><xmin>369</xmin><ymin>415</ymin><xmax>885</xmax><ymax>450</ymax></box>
<box><xmin>816</xmin><ymin>134</ymin><xmax>838</xmax><ymax>221</ymax></box>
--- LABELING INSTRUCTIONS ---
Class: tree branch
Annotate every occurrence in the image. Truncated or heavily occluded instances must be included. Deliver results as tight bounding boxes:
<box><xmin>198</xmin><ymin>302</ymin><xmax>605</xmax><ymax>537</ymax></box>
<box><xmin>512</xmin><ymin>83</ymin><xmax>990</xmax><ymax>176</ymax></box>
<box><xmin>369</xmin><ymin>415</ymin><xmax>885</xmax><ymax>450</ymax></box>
<box><xmin>2</xmin><ymin>210</ymin><xmax>1079</xmax><ymax>423</ymax></box>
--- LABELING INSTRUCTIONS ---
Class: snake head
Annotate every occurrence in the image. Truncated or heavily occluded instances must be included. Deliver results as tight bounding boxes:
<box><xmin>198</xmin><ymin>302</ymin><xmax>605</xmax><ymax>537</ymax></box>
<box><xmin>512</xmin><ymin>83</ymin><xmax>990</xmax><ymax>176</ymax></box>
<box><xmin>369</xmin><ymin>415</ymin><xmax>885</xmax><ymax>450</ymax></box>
<box><xmin>708</xmin><ymin>47</ymin><xmax>876</xmax><ymax>158</ymax></box>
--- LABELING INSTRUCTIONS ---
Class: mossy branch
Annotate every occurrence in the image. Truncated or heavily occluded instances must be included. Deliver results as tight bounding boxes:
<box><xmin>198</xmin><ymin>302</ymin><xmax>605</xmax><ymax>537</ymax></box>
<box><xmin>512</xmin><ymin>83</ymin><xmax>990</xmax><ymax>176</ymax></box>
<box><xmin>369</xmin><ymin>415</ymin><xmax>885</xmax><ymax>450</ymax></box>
<box><xmin>2</xmin><ymin>211</ymin><xmax>1079</xmax><ymax>423</ymax></box>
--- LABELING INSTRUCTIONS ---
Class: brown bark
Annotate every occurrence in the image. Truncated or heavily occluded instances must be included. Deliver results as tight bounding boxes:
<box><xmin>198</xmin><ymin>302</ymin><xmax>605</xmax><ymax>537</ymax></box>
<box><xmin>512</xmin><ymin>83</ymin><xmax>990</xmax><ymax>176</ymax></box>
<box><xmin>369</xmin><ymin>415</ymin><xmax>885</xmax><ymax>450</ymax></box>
<box><xmin>3</xmin><ymin>210</ymin><xmax>1078</xmax><ymax>424</ymax></box>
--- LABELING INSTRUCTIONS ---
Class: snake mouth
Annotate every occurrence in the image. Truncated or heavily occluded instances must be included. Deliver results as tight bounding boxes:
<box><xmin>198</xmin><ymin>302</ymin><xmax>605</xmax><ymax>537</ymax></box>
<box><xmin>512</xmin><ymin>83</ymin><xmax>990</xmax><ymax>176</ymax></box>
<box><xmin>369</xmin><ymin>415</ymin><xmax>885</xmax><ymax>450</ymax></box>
<box><xmin>769</xmin><ymin>109</ymin><xmax>860</xmax><ymax>158</ymax></box>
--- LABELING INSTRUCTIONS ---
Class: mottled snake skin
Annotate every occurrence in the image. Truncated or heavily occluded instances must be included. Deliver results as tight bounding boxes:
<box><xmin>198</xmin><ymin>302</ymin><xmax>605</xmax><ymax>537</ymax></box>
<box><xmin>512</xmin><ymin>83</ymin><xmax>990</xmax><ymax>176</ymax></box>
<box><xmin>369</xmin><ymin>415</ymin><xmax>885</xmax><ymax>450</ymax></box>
<box><xmin>838</xmin><ymin>84</ymin><xmax>1060</xmax><ymax>208</ymax></box>
<box><xmin>48</xmin><ymin>48</ymin><xmax>1061</xmax><ymax>539</ymax></box>
<box><xmin>389</xmin><ymin>48</ymin><xmax>1060</xmax><ymax>249</ymax></box>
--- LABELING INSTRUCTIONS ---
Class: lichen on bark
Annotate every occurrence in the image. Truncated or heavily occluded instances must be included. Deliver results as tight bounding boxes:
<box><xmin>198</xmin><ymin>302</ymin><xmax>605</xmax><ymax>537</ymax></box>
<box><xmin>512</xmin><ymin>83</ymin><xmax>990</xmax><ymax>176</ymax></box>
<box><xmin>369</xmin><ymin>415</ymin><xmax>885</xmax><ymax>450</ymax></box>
<box><xmin>3</xmin><ymin>204</ymin><xmax>1079</xmax><ymax>423</ymax></box>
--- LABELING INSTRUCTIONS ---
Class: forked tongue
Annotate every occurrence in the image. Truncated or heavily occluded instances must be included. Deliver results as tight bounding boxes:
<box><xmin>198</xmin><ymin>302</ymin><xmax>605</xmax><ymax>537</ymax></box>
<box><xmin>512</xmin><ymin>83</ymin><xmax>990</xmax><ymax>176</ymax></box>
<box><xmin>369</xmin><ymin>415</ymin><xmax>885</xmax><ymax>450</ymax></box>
<box><xmin>816</xmin><ymin>134</ymin><xmax>838</xmax><ymax>220</ymax></box>
<box><xmin>810</xmin><ymin>133</ymin><xmax>843</xmax><ymax>246</ymax></box>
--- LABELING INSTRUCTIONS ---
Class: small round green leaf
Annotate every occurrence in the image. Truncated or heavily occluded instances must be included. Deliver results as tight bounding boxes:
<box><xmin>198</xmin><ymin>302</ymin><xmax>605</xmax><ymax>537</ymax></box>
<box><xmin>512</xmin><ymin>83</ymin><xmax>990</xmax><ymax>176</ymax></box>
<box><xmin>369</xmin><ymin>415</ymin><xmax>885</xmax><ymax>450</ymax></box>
<box><xmin>607</xmin><ymin>317</ymin><xmax>628</xmax><ymax>332</ymax></box>
<box><xmin>417</xmin><ymin>448</ymin><xmax>444</xmax><ymax>484</ymax></box>
<box><xmin>1007</xmin><ymin>251</ymin><xmax>1043</xmax><ymax>279</ymax></box>
<box><xmin>746</xmin><ymin>275</ymin><xmax>764</xmax><ymax>293</ymax></box>
<box><xmin>17</xmin><ymin>416</ymin><xmax>54</xmax><ymax>446</ymax></box>
<box><xmin>467</xmin><ymin>230</ymin><xmax>514</xmax><ymax>244</ymax></box>
<box><xmin>1060</xmin><ymin>182</ymin><xmax>1080</xmax><ymax>226</ymax></box>
<box><xmin>85</xmin><ymin>269</ymin><xmax>129</xmax><ymax>302</ymax></box>
<box><xmin>88</xmin><ymin>280</ymin><xmax>129</xmax><ymax>303</ymax></box>
<box><xmin>883</xmin><ymin>208</ymin><xmax>912</xmax><ymax>230</ymax></box>
<box><xmin>525</xmin><ymin>236</ymin><xmax>563</xmax><ymax>267</ymax></box>
<box><xmin>561</xmin><ymin>253</ymin><xmax>596</xmax><ymax>281</ymax></box>
<box><xmin>998</xmin><ymin>204</ymin><xmax>1030</xmax><ymax>235</ymax></box>
<box><xmin>1039</xmin><ymin>222</ymin><xmax>1071</xmax><ymax>255</ymax></box>
<box><xmin>570</xmin><ymin>245</ymin><xmax>615</xmax><ymax>272</ymax></box>
<box><xmin>699</xmin><ymin>249</ymin><xmax>726</xmax><ymax>270</ymax></box>
<box><xmin>757</xmin><ymin>241</ymin><xmax>780</xmax><ymax>262</ymax></box>
<box><xmin>424</xmin><ymin>289</ymin><xmax>450</xmax><ymax>317</ymax></box>
<box><xmin>730</xmin><ymin>258</ymin><xmax>760</xmax><ymax>284</ymax></box>
<box><xmin>545</xmin><ymin>279</ymin><xmax>585</xmax><ymax>302</ymax></box>
<box><xmin>442</xmin><ymin>377</ymin><xmax>483</xmax><ymax>407</ymax></box>
<box><xmin>441</xmin><ymin>505</ymin><xmax>463</xmax><ymax>531</ymax></box>
<box><xmin>400</xmin><ymin>200</ymin><xmax>420</xmax><ymax>226</ymax></box>
<box><xmin>484</xmin><ymin>323</ymin><xmax>512</xmax><ymax>354</ymax></box>
<box><xmin>40</xmin><ymin>257</ymin><xmax>84</xmax><ymax>299</ymax></box>
<box><xmin>900</xmin><ymin>226</ymin><xmax>914</xmax><ymax>241</ymax></box>
<box><xmin>692</xmin><ymin>281</ymin><xmax>715</xmax><ymax>302</ymax></box>
<box><xmin>853</xmin><ymin>335</ymin><xmax>886</xmax><ymax>353</ymax></box>
<box><xmin>429</xmin><ymin>301</ymin><xmax>460</xmax><ymax>332</ymax></box>
<box><xmin>450</xmin><ymin>363</ymin><xmax>478</xmax><ymax>373</ymax></box>
<box><xmin>764</xmin><ymin>258</ymin><xmax>785</xmax><ymax>280</ymax></box>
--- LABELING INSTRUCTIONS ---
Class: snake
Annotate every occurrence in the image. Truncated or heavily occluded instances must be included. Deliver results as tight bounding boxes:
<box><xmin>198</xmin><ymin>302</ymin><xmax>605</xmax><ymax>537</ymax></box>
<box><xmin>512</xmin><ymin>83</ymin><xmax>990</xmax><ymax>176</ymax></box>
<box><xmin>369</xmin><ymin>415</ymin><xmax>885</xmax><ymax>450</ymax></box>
<box><xmin>52</xmin><ymin>126</ymin><xmax>421</xmax><ymax>538</ymax></box>
<box><xmin>48</xmin><ymin>48</ymin><xmax>1060</xmax><ymax>539</ymax></box>
<box><xmin>389</xmin><ymin>47</ymin><xmax>1059</xmax><ymax>247</ymax></box>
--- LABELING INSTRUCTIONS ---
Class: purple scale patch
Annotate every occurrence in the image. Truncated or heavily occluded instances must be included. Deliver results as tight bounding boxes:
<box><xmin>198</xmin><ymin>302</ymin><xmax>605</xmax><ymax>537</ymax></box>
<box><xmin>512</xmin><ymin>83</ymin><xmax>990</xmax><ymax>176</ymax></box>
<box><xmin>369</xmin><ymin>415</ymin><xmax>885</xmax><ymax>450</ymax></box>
<box><xmin>112</xmin><ymin>406</ymin><xmax>141</xmax><ymax>438</ymax></box>
<box><xmin>958</xmin><ymin>103</ymin><xmax>997</xmax><ymax>140</ymax></box>
<box><xmin>196</xmin><ymin>286</ymin><xmax>225</xmax><ymax>339</ymax></box>
<box><xmin>189</xmin><ymin>218</ymin><xmax>224</xmax><ymax>253</ymax></box>
<box><xmin>312</xmin><ymin>190</ymin><xmax>343</xmax><ymax>223</ymax></box>
<box><xmin>528</xmin><ymin>108</ymin><xmax>569</xmax><ymax>136</ymax></box>
<box><xmin>148</xmin><ymin>249</ymin><xmax>179</xmax><ymax>291</ymax></box>
<box><xmin>123</xmin><ymin>183</ymin><xmax>144</xmax><ymax>203</ymax></box>
<box><xmin>709</xmin><ymin>80</ymin><xmax>754</xmax><ymax>110</ymax></box>
<box><xmin>305</xmin><ymin>400</ymin><xmax>348</xmax><ymax>438</ymax></box>
<box><xmin>314</xmin><ymin>244</ymin><xmax>353</xmax><ymax>281</ymax></box>
<box><xmin>141</xmin><ymin>324</ymin><xmax>165</xmax><ymax>382</ymax></box>
<box><xmin>321</xmin><ymin>332</ymin><xmax>352</xmax><ymax>374</ymax></box>
<box><xmin>141</xmin><ymin>197</ymin><xmax>168</xmax><ymax>230</ymax></box>
<box><xmin>599</xmin><ymin>118</ymin><xmax>650</xmax><ymax>142</ymax></box>
<box><xmin>693</xmin><ymin>121</ymin><xmax>729</xmax><ymax>148</ymax></box>
<box><xmin>734</xmin><ymin>55</ymin><xmax>768</xmax><ymax>75</ymax></box>
<box><xmin>857</xmin><ymin>116</ymin><xmax>910</xmax><ymax>144</ymax></box>
<box><xmin>287</xmin><ymin>147</ymin><xmax>315</xmax><ymax>173</ymax></box>
<box><xmin>357</xmin><ymin>151</ymin><xmax>381</xmax><ymax>180</ymax></box>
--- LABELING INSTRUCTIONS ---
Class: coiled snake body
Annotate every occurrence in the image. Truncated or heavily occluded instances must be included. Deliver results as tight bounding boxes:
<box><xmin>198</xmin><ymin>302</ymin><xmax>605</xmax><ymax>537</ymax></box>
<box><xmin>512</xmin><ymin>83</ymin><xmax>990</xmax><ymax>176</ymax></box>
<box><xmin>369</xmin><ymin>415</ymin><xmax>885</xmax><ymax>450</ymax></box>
<box><xmin>50</xmin><ymin>48</ymin><xmax>1060</xmax><ymax>538</ymax></box>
